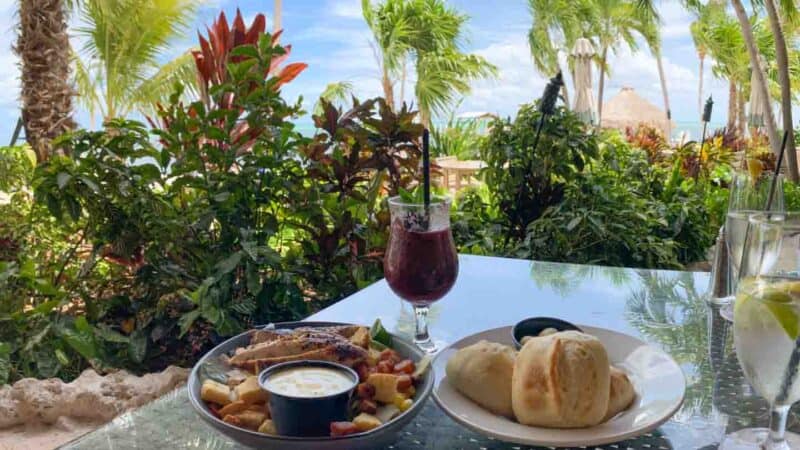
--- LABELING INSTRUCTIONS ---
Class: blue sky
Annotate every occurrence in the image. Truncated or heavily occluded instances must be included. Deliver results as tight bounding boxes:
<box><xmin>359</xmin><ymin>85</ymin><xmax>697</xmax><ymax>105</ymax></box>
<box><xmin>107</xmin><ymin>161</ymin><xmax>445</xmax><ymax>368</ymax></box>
<box><xmin>0</xmin><ymin>0</ymin><xmax>730</xmax><ymax>142</ymax></box>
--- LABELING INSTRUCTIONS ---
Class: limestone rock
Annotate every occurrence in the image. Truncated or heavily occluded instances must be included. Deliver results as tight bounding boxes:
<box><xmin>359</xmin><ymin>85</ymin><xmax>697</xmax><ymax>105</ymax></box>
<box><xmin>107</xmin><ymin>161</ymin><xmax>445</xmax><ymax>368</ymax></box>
<box><xmin>0</xmin><ymin>366</ymin><xmax>189</xmax><ymax>429</ymax></box>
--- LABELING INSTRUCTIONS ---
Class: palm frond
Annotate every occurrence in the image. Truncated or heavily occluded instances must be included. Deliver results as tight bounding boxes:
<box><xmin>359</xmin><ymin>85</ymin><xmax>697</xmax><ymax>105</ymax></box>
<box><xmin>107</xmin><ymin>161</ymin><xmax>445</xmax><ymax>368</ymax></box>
<box><xmin>130</xmin><ymin>51</ymin><xmax>198</xmax><ymax>116</ymax></box>
<box><xmin>75</xmin><ymin>0</ymin><xmax>200</xmax><ymax>118</ymax></box>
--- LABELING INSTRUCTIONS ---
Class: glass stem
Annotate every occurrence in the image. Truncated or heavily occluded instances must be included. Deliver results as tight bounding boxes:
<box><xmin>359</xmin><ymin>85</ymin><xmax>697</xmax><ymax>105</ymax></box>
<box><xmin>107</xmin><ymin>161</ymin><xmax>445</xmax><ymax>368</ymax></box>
<box><xmin>766</xmin><ymin>404</ymin><xmax>791</xmax><ymax>450</ymax></box>
<box><xmin>413</xmin><ymin>305</ymin><xmax>435</xmax><ymax>353</ymax></box>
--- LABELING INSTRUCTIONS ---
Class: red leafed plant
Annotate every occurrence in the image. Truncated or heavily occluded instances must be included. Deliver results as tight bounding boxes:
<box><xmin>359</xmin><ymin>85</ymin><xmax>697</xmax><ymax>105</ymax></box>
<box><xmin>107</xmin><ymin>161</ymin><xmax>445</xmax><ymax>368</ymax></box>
<box><xmin>192</xmin><ymin>9</ymin><xmax>307</xmax><ymax>107</ymax></box>
<box><xmin>149</xmin><ymin>9</ymin><xmax>307</xmax><ymax>153</ymax></box>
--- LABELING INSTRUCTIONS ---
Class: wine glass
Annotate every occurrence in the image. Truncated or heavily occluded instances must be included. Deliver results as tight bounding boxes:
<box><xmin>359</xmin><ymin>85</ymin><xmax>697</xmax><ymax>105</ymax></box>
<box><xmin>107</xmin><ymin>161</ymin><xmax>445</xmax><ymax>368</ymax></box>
<box><xmin>384</xmin><ymin>196</ymin><xmax>459</xmax><ymax>353</ymax></box>
<box><xmin>720</xmin><ymin>171</ymin><xmax>784</xmax><ymax>321</ymax></box>
<box><xmin>722</xmin><ymin>212</ymin><xmax>800</xmax><ymax>449</ymax></box>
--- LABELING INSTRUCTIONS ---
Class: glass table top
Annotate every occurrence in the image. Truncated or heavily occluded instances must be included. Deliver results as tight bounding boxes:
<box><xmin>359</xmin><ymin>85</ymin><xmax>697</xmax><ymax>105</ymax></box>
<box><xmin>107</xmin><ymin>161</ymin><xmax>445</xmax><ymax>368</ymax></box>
<box><xmin>60</xmin><ymin>254</ymin><xmax>794</xmax><ymax>449</ymax></box>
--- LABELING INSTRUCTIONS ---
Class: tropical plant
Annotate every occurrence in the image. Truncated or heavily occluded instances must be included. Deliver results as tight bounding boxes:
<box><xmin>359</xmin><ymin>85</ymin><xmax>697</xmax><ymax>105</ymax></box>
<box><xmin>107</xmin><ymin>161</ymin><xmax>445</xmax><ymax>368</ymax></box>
<box><xmin>588</xmin><ymin>0</ymin><xmax>659</xmax><ymax>126</ymax></box>
<box><xmin>313</xmin><ymin>81</ymin><xmax>355</xmax><ymax>115</ymax></box>
<box><xmin>362</xmin><ymin>0</ymin><xmax>497</xmax><ymax>126</ymax></box>
<box><xmin>293</xmin><ymin>97</ymin><xmax>424</xmax><ymax>300</ymax></box>
<box><xmin>27</xmin><ymin>13</ymin><xmax>310</xmax><ymax>379</ymax></box>
<box><xmin>73</xmin><ymin>0</ymin><xmax>201</xmax><ymax>122</ymax></box>
<box><xmin>762</xmin><ymin>0</ymin><xmax>800</xmax><ymax>182</ymax></box>
<box><xmin>526</xmin><ymin>0</ymin><xmax>588</xmax><ymax>104</ymax></box>
<box><xmin>16</xmin><ymin>0</ymin><xmax>76</xmax><ymax>162</ymax></box>
<box><xmin>481</xmin><ymin>103</ymin><xmax>599</xmax><ymax>245</ymax></box>
<box><xmin>429</xmin><ymin>109</ymin><xmax>485</xmax><ymax>160</ymax></box>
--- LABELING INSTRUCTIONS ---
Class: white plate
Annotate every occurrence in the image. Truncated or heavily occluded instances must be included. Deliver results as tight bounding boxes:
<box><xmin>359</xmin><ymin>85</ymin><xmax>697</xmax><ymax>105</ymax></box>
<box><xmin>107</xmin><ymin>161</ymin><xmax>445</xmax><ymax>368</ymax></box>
<box><xmin>432</xmin><ymin>325</ymin><xmax>685</xmax><ymax>447</ymax></box>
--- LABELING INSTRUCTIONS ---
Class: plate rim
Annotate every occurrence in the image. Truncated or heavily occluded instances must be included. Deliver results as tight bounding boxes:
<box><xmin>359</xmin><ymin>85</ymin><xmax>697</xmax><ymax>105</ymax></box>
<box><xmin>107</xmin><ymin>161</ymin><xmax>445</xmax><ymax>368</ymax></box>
<box><xmin>431</xmin><ymin>324</ymin><xmax>686</xmax><ymax>447</ymax></box>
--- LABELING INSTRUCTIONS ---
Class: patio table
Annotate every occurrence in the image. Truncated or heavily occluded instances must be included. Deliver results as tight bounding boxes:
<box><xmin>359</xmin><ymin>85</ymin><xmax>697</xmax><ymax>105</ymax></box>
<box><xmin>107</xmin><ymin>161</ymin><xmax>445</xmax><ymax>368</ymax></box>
<box><xmin>59</xmin><ymin>254</ymin><xmax>790</xmax><ymax>449</ymax></box>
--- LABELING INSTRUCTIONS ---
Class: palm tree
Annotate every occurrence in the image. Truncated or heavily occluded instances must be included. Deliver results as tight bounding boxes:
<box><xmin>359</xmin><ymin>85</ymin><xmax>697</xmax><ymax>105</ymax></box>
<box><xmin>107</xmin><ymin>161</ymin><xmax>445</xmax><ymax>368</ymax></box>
<box><xmin>526</xmin><ymin>0</ymin><xmax>587</xmax><ymax>105</ymax></box>
<box><xmin>313</xmin><ymin>81</ymin><xmax>354</xmax><ymax>115</ymax></box>
<box><xmin>589</xmin><ymin>0</ymin><xmax>658</xmax><ymax>126</ymax></box>
<box><xmin>363</xmin><ymin>0</ymin><xmax>496</xmax><ymax>126</ymax></box>
<box><xmin>362</xmin><ymin>0</ymin><xmax>416</xmax><ymax>111</ymax></box>
<box><xmin>762</xmin><ymin>0</ymin><xmax>799</xmax><ymax>181</ymax></box>
<box><xmin>731</xmin><ymin>0</ymin><xmax>782</xmax><ymax>161</ymax></box>
<box><xmin>16</xmin><ymin>0</ymin><xmax>77</xmax><ymax>162</ymax></box>
<box><xmin>74</xmin><ymin>0</ymin><xmax>200</xmax><ymax>123</ymax></box>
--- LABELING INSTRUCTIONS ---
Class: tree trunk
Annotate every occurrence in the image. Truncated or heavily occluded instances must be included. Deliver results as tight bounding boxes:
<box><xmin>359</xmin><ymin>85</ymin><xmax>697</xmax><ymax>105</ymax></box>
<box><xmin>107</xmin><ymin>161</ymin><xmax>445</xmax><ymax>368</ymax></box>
<box><xmin>727</xmin><ymin>80</ymin><xmax>737</xmax><ymax>130</ymax></box>
<box><xmin>381</xmin><ymin>66</ymin><xmax>395</xmax><ymax>112</ymax></box>
<box><xmin>731</xmin><ymin>0</ymin><xmax>782</xmax><ymax>159</ymax></box>
<box><xmin>274</xmin><ymin>0</ymin><xmax>282</xmax><ymax>40</ymax></box>
<box><xmin>764</xmin><ymin>0</ymin><xmax>799</xmax><ymax>181</ymax></box>
<box><xmin>399</xmin><ymin>58</ymin><xmax>406</xmax><ymax>109</ymax></box>
<box><xmin>596</xmin><ymin>46</ymin><xmax>608</xmax><ymax>128</ymax></box>
<box><xmin>16</xmin><ymin>0</ymin><xmax>76</xmax><ymax>162</ymax></box>
<box><xmin>420</xmin><ymin>109</ymin><xmax>431</xmax><ymax>129</ymax></box>
<box><xmin>738</xmin><ymin>84</ymin><xmax>746</xmax><ymax>132</ymax></box>
<box><xmin>655</xmin><ymin>50</ymin><xmax>671</xmax><ymax>138</ymax></box>
<box><xmin>698</xmin><ymin>52</ymin><xmax>705</xmax><ymax>120</ymax></box>
<box><xmin>560</xmin><ymin>61</ymin><xmax>570</xmax><ymax>106</ymax></box>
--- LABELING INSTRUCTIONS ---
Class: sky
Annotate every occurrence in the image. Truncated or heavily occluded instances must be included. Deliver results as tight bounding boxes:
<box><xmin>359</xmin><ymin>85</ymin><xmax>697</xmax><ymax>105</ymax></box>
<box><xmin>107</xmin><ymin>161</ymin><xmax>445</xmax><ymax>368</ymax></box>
<box><xmin>0</xmin><ymin>0</ymin><xmax>732</xmax><ymax>143</ymax></box>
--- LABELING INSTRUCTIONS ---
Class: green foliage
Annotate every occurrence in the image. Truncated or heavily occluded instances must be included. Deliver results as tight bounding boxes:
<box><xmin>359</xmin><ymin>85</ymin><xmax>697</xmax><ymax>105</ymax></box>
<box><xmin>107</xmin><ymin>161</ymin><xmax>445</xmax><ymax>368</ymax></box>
<box><xmin>430</xmin><ymin>110</ymin><xmax>486</xmax><ymax>160</ymax></box>
<box><xmin>481</xmin><ymin>103</ymin><xmax>598</xmax><ymax>242</ymax></box>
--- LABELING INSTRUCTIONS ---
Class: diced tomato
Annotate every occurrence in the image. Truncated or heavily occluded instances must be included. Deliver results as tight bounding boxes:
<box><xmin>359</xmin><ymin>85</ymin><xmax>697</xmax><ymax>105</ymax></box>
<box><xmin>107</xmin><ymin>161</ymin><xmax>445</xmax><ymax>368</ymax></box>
<box><xmin>379</xmin><ymin>349</ymin><xmax>402</xmax><ymax>363</ymax></box>
<box><xmin>359</xmin><ymin>399</ymin><xmax>378</xmax><ymax>414</ymax></box>
<box><xmin>356</xmin><ymin>382</ymin><xmax>376</xmax><ymax>399</ymax></box>
<box><xmin>376</xmin><ymin>360</ymin><xmax>394</xmax><ymax>373</ymax></box>
<box><xmin>393</xmin><ymin>359</ymin><xmax>415</xmax><ymax>374</ymax></box>
<box><xmin>330</xmin><ymin>421</ymin><xmax>359</xmax><ymax>437</ymax></box>
<box><xmin>396</xmin><ymin>375</ymin><xmax>413</xmax><ymax>391</ymax></box>
<box><xmin>354</xmin><ymin>362</ymin><xmax>371</xmax><ymax>382</ymax></box>
<box><xmin>208</xmin><ymin>404</ymin><xmax>221</xmax><ymax>419</ymax></box>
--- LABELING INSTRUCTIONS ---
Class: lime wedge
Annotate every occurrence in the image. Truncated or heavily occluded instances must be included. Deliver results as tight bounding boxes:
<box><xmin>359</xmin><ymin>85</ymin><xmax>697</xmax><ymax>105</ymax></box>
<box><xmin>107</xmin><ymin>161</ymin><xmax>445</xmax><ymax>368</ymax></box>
<box><xmin>765</xmin><ymin>301</ymin><xmax>800</xmax><ymax>340</ymax></box>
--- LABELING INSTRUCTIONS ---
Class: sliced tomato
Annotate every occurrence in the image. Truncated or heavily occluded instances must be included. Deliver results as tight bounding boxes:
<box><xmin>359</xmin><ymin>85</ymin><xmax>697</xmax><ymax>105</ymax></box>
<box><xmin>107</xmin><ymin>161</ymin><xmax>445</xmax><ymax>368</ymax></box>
<box><xmin>393</xmin><ymin>359</ymin><xmax>415</xmax><ymax>374</ymax></box>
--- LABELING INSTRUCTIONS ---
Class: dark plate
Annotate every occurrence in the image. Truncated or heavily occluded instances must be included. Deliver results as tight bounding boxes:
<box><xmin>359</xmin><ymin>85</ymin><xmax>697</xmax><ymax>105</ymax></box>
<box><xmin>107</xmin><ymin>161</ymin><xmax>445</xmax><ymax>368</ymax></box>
<box><xmin>187</xmin><ymin>321</ymin><xmax>434</xmax><ymax>450</ymax></box>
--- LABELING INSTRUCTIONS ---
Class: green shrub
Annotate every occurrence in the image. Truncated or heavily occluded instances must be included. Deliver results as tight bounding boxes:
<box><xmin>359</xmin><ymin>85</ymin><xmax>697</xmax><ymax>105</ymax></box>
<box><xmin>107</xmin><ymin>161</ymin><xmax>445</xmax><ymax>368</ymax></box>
<box><xmin>480</xmin><ymin>103</ymin><xmax>598</xmax><ymax>244</ymax></box>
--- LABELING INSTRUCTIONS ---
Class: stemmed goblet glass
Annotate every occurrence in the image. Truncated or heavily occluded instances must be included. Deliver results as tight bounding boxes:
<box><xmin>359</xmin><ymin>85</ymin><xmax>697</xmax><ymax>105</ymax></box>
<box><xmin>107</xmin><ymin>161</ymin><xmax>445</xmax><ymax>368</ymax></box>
<box><xmin>722</xmin><ymin>212</ymin><xmax>800</xmax><ymax>449</ymax></box>
<box><xmin>384</xmin><ymin>196</ymin><xmax>459</xmax><ymax>353</ymax></box>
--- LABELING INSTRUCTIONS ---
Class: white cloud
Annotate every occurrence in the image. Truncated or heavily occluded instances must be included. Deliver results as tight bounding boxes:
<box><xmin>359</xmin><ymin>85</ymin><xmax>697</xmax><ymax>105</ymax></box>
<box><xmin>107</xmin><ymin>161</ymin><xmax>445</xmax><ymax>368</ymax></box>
<box><xmin>329</xmin><ymin>0</ymin><xmax>363</xmax><ymax>20</ymax></box>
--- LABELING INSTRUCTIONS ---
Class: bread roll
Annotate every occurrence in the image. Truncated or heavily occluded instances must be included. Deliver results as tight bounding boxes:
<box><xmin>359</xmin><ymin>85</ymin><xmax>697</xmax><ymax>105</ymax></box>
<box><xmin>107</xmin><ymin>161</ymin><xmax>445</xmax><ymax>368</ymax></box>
<box><xmin>603</xmin><ymin>366</ymin><xmax>635</xmax><ymax>422</ymax></box>
<box><xmin>512</xmin><ymin>331</ymin><xmax>610</xmax><ymax>428</ymax></box>
<box><xmin>446</xmin><ymin>340</ymin><xmax>516</xmax><ymax>418</ymax></box>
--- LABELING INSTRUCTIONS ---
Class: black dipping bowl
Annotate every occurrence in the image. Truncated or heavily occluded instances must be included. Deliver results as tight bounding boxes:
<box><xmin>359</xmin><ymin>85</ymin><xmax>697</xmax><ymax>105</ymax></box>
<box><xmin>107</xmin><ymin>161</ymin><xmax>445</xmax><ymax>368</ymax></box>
<box><xmin>258</xmin><ymin>360</ymin><xmax>358</xmax><ymax>437</ymax></box>
<box><xmin>511</xmin><ymin>317</ymin><xmax>583</xmax><ymax>349</ymax></box>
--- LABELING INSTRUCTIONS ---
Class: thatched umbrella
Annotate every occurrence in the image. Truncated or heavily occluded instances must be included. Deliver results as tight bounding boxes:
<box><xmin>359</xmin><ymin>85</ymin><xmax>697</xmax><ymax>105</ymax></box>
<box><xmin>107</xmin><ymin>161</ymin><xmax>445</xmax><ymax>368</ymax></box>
<box><xmin>600</xmin><ymin>87</ymin><xmax>674</xmax><ymax>136</ymax></box>
<box><xmin>571</xmin><ymin>38</ymin><xmax>596</xmax><ymax>124</ymax></box>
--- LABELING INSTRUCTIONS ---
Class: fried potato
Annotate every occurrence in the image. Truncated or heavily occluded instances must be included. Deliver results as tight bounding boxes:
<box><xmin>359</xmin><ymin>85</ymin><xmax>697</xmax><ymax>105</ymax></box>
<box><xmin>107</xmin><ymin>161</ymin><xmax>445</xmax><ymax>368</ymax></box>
<box><xmin>236</xmin><ymin>410</ymin><xmax>267</xmax><ymax>430</ymax></box>
<box><xmin>218</xmin><ymin>400</ymin><xmax>249</xmax><ymax>417</ymax></box>
<box><xmin>258</xmin><ymin>419</ymin><xmax>277</xmax><ymax>434</ymax></box>
<box><xmin>201</xmin><ymin>380</ymin><xmax>232</xmax><ymax>406</ymax></box>
<box><xmin>235</xmin><ymin>376</ymin><xmax>268</xmax><ymax>404</ymax></box>
<box><xmin>367</xmin><ymin>373</ymin><xmax>401</xmax><ymax>403</ymax></box>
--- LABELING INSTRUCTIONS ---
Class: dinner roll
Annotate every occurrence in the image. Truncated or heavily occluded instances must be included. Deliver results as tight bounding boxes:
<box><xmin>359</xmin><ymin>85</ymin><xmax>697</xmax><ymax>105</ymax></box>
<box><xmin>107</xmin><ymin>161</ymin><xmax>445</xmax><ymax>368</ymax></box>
<box><xmin>445</xmin><ymin>340</ymin><xmax>516</xmax><ymax>418</ymax></box>
<box><xmin>512</xmin><ymin>331</ymin><xmax>610</xmax><ymax>428</ymax></box>
<box><xmin>603</xmin><ymin>366</ymin><xmax>636</xmax><ymax>422</ymax></box>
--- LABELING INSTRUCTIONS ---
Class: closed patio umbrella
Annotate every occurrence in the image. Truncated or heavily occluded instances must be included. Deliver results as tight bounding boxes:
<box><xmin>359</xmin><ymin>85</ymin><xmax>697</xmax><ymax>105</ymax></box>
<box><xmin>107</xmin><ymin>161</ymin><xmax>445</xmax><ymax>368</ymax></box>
<box><xmin>571</xmin><ymin>38</ymin><xmax>596</xmax><ymax>124</ymax></box>
<box><xmin>747</xmin><ymin>56</ymin><xmax>766</xmax><ymax>129</ymax></box>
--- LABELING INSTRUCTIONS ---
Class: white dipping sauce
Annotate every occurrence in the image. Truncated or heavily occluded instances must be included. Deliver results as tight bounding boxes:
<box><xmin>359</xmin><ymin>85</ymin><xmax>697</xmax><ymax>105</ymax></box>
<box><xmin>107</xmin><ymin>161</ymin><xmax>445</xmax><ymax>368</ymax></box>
<box><xmin>265</xmin><ymin>367</ymin><xmax>353</xmax><ymax>398</ymax></box>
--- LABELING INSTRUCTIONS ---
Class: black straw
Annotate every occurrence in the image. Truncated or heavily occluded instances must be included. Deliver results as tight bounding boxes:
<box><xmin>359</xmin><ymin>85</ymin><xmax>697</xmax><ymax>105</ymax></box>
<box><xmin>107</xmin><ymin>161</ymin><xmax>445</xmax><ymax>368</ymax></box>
<box><xmin>766</xmin><ymin>130</ymin><xmax>789</xmax><ymax>211</ymax></box>
<box><xmin>422</xmin><ymin>128</ymin><xmax>430</xmax><ymax>209</ymax></box>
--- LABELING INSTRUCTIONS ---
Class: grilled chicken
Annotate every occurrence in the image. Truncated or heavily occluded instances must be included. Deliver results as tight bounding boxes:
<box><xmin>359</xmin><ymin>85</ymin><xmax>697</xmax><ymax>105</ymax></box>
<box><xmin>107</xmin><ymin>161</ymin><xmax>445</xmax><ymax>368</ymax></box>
<box><xmin>230</xmin><ymin>326</ymin><xmax>370</xmax><ymax>371</ymax></box>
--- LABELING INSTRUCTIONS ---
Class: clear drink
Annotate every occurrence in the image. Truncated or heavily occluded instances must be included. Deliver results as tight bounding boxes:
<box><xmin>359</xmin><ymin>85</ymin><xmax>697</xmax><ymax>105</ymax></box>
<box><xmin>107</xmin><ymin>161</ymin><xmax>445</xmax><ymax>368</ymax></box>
<box><xmin>734</xmin><ymin>277</ymin><xmax>800</xmax><ymax>406</ymax></box>
<box><xmin>726</xmin><ymin>210</ymin><xmax>761</xmax><ymax>276</ymax></box>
